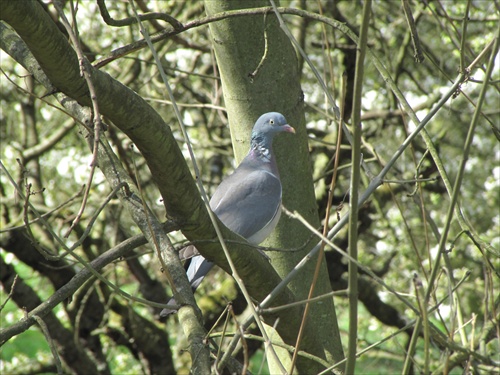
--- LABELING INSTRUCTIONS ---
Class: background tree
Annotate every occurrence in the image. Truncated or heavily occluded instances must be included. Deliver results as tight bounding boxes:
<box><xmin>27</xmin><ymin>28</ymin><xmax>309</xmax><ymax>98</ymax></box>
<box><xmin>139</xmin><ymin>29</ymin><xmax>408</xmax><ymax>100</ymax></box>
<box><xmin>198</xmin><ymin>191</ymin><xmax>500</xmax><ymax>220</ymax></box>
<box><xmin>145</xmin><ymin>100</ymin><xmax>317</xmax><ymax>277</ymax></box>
<box><xmin>1</xmin><ymin>1</ymin><xmax>498</xmax><ymax>374</ymax></box>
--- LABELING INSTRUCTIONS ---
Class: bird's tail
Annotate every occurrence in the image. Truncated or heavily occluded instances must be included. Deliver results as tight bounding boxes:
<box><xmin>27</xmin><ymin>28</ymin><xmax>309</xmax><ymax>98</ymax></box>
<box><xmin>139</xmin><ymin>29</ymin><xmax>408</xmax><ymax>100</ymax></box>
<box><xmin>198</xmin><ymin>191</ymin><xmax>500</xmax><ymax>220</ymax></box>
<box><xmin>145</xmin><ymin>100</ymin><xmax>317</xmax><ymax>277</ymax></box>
<box><xmin>160</xmin><ymin>255</ymin><xmax>214</xmax><ymax>317</ymax></box>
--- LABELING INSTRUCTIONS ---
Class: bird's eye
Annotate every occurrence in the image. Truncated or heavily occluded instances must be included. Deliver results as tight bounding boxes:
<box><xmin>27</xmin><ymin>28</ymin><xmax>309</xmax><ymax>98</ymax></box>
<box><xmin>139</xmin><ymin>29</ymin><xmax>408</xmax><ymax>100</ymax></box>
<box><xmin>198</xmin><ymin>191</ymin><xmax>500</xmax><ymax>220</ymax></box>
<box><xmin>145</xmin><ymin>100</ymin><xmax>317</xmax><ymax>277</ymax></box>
<box><xmin>270</xmin><ymin>119</ymin><xmax>275</xmax><ymax>124</ymax></box>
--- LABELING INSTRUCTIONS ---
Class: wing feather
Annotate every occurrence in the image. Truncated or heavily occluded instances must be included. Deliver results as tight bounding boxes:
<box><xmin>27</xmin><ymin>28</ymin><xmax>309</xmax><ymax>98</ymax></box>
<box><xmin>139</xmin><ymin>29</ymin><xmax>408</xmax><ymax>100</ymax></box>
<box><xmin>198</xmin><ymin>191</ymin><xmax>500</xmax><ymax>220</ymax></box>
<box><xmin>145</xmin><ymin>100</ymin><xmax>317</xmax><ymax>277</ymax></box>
<box><xmin>210</xmin><ymin>167</ymin><xmax>282</xmax><ymax>241</ymax></box>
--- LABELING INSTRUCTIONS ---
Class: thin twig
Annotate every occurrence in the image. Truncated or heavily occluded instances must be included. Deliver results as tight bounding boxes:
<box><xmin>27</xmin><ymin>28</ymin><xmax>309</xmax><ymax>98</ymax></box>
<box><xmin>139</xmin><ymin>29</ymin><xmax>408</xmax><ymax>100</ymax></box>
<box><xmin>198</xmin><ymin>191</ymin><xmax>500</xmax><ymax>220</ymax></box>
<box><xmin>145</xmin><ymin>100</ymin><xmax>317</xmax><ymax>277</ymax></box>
<box><xmin>67</xmin><ymin>183</ymin><xmax>127</xmax><ymax>253</ymax></box>
<box><xmin>0</xmin><ymin>275</ymin><xmax>19</xmax><ymax>312</ymax></box>
<box><xmin>383</xmin><ymin>176</ymin><xmax>438</xmax><ymax>185</ymax></box>
<box><xmin>262</xmin><ymin>290</ymin><xmax>348</xmax><ymax>314</ymax></box>
<box><xmin>0</xmin><ymin>186</ymin><xmax>85</xmax><ymax>233</ymax></box>
<box><xmin>248</xmin><ymin>12</ymin><xmax>269</xmax><ymax>81</ymax></box>
<box><xmin>208</xmin><ymin>332</ymin><xmax>334</xmax><ymax>370</ymax></box>
<box><xmin>0</xmin><ymin>233</ymin><xmax>147</xmax><ymax>345</ymax></box>
<box><xmin>423</xmin><ymin>15</ymin><xmax>500</xmax><ymax>325</ymax></box>
<box><xmin>459</xmin><ymin>0</ymin><xmax>472</xmax><ymax>73</ymax></box>
<box><xmin>0</xmin><ymin>160</ymin><xmax>172</xmax><ymax>311</ymax></box>
<box><xmin>32</xmin><ymin>315</ymin><xmax>63</xmax><ymax>374</ymax></box>
<box><xmin>96</xmin><ymin>0</ymin><xmax>182</xmax><ymax>30</ymax></box>
<box><xmin>208</xmin><ymin>304</ymin><xmax>231</xmax><ymax>369</ymax></box>
<box><xmin>229</xmin><ymin>305</ymin><xmax>250</xmax><ymax>375</ymax></box>
<box><xmin>54</xmin><ymin>0</ymin><xmax>102</xmax><ymax>238</ymax></box>
<box><xmin>401</xmin><ymin>0</ymin><xmax>425</xmax><ymax>63</ymax></box>
<box><xmin>132</xmin><ymin>150</ymin><xmax>176</xmax><ymax>293</ymax></box>
<box><xmin>345</xmin><ymin>2</ymin><xmax>371</xmax><ymax>373</ymax></box>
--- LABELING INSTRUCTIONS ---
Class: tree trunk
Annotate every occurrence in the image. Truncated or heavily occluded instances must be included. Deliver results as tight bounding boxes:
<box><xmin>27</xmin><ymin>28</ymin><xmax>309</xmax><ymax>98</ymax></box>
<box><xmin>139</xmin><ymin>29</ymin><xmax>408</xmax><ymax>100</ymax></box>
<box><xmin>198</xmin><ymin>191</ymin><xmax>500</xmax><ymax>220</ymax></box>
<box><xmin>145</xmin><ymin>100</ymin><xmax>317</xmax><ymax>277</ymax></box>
<box><xmin>204</xmin><ymin>1</ymin><xmax>345</xmax><ymax>372</ymax></box>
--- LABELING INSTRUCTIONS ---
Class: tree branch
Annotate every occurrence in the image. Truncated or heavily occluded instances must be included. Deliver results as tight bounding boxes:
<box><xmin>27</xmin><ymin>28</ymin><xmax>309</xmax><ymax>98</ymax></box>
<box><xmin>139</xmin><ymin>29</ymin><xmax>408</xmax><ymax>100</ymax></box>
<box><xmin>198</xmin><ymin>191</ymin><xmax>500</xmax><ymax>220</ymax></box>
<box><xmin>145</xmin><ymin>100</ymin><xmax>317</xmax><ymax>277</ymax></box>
<box><xmin>0</xmin><ymin>0</ymin><xmax>296</xmax><ymax>322</ymax></box>
<box><xmin>0</xmin><ymin>256</ymin><xmax>102</xmax><ymax>374</ymax></box>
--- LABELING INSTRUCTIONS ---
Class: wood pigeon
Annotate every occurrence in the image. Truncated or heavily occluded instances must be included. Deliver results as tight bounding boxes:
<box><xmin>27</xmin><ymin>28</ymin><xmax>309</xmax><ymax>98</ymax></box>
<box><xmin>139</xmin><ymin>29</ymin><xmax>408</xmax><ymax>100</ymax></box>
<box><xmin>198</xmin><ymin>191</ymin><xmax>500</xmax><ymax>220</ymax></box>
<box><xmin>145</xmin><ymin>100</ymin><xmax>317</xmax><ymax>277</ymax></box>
<box><xmin>161</xmin><ymin>112</ymin><xmax>295</xmax><ymax>317</ymax></box>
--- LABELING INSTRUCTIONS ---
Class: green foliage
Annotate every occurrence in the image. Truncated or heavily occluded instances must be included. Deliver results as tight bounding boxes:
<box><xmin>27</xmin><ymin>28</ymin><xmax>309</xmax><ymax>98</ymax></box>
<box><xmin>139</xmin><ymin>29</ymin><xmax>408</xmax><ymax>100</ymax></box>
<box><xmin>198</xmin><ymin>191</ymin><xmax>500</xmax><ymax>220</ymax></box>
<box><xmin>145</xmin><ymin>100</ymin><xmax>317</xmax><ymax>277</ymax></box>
<box><xmin>1</xmin><ymin>326</ymin><xmax>50</xmax><ymax>372</ymax></box>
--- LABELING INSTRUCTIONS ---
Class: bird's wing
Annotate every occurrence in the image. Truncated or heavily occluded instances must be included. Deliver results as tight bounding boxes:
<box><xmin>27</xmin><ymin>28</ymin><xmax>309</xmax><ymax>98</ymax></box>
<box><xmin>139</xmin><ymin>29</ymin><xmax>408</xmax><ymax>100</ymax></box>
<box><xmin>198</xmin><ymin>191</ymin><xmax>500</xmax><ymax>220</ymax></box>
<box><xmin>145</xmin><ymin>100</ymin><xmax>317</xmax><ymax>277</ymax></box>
<box><xmin>210</xmin><ymin>167</ymin><xmax>282</xmax><ymax>242</ymax></box>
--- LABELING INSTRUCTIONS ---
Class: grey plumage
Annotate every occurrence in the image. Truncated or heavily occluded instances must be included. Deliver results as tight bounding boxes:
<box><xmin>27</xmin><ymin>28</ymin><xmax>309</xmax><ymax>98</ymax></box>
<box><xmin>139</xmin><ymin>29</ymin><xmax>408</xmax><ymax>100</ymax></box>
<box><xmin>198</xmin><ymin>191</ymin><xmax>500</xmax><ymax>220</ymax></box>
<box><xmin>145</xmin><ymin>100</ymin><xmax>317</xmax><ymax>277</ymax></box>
<box><xmin>161</xmin><ymin>112</ymin><xmax>294</xmax><ymax>317</ymax></box>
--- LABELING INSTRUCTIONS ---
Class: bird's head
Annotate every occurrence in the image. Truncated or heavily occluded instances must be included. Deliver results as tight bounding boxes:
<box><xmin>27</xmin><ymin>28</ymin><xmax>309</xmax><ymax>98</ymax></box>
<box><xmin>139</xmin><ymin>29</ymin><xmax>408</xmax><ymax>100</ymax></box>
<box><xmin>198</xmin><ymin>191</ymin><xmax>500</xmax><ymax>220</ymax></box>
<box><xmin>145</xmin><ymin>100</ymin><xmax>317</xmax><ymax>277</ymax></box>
<box><xmin>251</xmin><ymin>112</ymin><xmax>295</xmax><ymax>145</ymax></box>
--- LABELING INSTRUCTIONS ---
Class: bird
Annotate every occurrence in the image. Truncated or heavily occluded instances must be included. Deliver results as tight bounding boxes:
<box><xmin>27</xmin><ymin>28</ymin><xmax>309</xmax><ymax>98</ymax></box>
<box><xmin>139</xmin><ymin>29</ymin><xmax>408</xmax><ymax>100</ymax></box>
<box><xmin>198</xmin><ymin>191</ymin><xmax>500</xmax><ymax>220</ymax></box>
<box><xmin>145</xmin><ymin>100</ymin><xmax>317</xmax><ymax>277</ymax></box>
<box><xmin>161</xmin><ymin>112</ymin><xmax>295</xmax><ymax>317</ymax></box>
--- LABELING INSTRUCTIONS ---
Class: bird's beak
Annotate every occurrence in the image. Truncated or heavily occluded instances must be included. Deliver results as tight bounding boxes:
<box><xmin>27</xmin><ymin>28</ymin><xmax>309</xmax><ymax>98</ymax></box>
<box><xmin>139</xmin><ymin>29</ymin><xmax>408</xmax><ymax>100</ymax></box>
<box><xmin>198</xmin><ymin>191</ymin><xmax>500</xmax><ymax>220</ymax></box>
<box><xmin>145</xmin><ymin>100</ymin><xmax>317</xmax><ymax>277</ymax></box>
<box><xmin>283</xmin><ymin>124</ymin><xmax>296</xmax><ymax>134</ymax></box>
